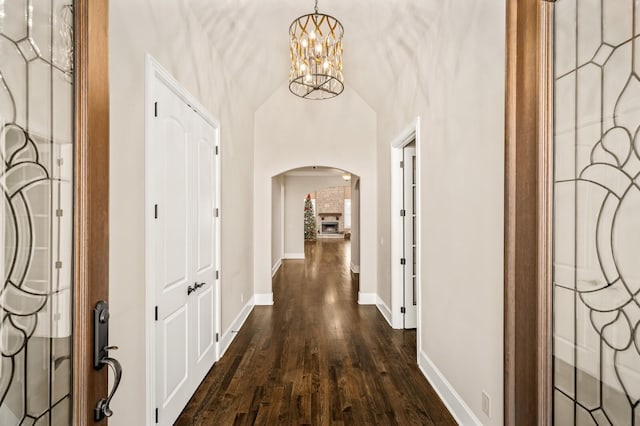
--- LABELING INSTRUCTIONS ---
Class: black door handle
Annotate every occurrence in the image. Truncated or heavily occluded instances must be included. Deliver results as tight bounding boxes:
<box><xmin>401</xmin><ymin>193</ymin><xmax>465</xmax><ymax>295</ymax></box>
<box><xmin>93</xmin><ymin>301</ymin><xmax>124</xmax><ymax>422</ymax></box>
<box><xmin>95</xmin><ymin>354</ymin><xmax>123</xmax><ymax>421</ymax></box>
<box><xmin>188</xmin><ymin>282</ymin><xmax>206</xmax><ymax>295</ymax></box>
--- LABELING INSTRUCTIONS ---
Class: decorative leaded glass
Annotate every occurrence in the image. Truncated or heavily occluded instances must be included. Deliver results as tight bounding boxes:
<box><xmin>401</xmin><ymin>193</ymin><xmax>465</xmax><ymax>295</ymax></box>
<box><xmin>0</xmin><ymin>0</ymin><xmax>74</xmax><ymax>424</ymax></box>
<box><xmin>553</xmin><ymin>0</ymin><xmax>640</xmax><ymax>424</ymax></box>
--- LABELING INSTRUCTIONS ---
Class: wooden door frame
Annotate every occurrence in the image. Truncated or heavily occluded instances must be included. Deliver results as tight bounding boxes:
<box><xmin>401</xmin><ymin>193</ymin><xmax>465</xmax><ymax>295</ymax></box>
<box><xmin>504</xmin><ymin>0</ymin><xmax>554</xmax><ymax>424</ymax></box>
<box><xmin>73</xmin><ymin>0</ymin><xmax>110</xmax><ymax>423</ymax></box>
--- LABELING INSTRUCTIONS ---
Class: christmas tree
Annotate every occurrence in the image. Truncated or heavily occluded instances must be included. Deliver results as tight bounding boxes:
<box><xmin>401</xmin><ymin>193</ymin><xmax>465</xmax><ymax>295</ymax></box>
<box><xmin>304</xmin><ymin>194</ymin><xmax>317</xmax><ymax>240</ymax></box>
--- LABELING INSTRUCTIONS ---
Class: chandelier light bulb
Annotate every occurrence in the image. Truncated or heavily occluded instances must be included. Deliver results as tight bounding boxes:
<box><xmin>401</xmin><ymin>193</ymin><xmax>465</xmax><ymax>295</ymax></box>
<box><xmin>301</xmin><ymin>38</ymin><xmax>308</xmax><ymax>48</ymax></box>
<box><xmin>323</xmin><ymin>60</ymin><xmax>329</xmax><ymax>70</ymax></box>
<box><xmin>315</xmin><ymin>43</ymin><xmax>322</xmax><ymax>54</ymax></box>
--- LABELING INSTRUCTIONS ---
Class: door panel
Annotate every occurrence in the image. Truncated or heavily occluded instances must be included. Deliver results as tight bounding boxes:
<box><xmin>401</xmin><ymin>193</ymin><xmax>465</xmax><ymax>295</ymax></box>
<box><xmin>191</xmin><ymin>111</ymin><xmax>216</xmax><ymax>379</ymax></box>
<box><xmin>162</xmin><ymin>306</ymin><xmax>189</xmax><ymax>402</ymax></box>
<box><xmin>1</xmin><ymin>1</ymin><xmax>76</xmax><ymax>423</ymax></box>
<box><xmin>196</xmin><ymin>136</ymin><xmax>214</xmax><ymax>273</ymax></box>
<box><xmin>162</xmin><ymin>118</ymin><xmax>189</xmax><ymax>287</ymax></box>
<box><xmin>196</xmin><ymin>288</ymin><xmax>214</xmax><ymax>362</ymax></box>
<box><xmin>552</xmin><ymin>0</ymin><xmax>640</xmax><ymax>423</ymax></box>
<box><xmin>153</xmin><ymin>82</ymin><xmax>193</xmax><ymax>420</ymax></box>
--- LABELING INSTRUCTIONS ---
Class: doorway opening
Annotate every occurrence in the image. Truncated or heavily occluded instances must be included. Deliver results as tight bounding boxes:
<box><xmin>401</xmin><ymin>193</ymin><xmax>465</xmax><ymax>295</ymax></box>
<box><xmin>391</xmin><ymin>118</ymin><xmax>421</xmax><ymax>332</ymax></box>
<box><xmin>270</xmin><ymin>167</ymin><xmax>361</xmax><ymax>299</ymax></box>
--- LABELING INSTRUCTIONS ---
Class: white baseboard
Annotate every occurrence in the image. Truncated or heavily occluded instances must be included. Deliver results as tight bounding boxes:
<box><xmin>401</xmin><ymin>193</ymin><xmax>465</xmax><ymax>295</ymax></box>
<box><xmin>254</xmin><ymin>292</ymin><xmax>274</xmax><ymax>305</ymax></box>
<box><xmin>350</xmin><ymin>262</ymin><xmax>360</xmax><ymax>274</ymax></box>
<box><xmin>418</xmin><ymin>350</ymin><xmax>482</xmax><ymax>426</ymax></box>
<box><xmin>376</xmin><ymin>296</ymin><xmax>392</xmax><ymax>326</ymax></box>
<box><xmin>219</xmin><ymin>296</ymin><xmax>255</xmax><ymax>358</ymax></box>
<box><xmin>271</xmin><ymin>259</ymin><xmax>282</xmax><ymax>277</ymax></box>
<box><xmin>357</xmin><ymin>292</ymin><xmax>376</xmax><ymax>305</ymax></box>
<box><xmin>284</xmin><ymin>253</ymin><xmax>304</xmax><ymax>260</ymax></box>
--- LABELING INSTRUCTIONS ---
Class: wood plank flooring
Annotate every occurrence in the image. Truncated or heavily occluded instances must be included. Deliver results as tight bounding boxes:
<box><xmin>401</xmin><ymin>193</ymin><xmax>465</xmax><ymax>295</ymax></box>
<box><xmin>176</xmin><ymin>239</ymin><xmax>456</xmax><ymax>425</ymax></box>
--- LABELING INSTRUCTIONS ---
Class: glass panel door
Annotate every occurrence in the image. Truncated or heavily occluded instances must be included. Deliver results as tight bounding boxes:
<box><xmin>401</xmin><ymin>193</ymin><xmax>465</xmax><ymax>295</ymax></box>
<box><xmin>553</xmin><ymin>0</ymin><xmax>640</xmax><ymax>424</ymax></box>
<box><xmin>0</xmin><ymin>0</ymin><xmax>74</xmax><ymax>424</ymax></box>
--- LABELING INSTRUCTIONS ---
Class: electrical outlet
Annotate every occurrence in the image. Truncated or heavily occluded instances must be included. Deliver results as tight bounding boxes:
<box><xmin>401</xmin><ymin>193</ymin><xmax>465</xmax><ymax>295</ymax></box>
<box><xmin>241</xmin><ymin>293</ymin><xmax>244</xmax><ymax>303</ymax></box>
<box><xmin>482</xmin><ymin>391</ymin><xmax>491</xmax><ymax>417</ymax></box>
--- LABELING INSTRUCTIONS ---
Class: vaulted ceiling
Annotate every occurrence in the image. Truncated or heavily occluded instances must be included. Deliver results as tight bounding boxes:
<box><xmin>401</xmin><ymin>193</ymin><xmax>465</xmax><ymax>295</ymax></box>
<box><xmin>190</xmin><ymin>0</ymin><xmax>440</xmax><ymax>111</ymax></box>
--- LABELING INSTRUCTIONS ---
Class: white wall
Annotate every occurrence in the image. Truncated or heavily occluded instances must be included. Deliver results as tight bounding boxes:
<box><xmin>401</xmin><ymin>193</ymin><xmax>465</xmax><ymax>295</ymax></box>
<box><xmin>374</xmin><ymin>1</ymin><xmax>506</xmax><ymax>424</ymax></box>
<box><xmin>109</xmin><ymin>1</ymin><xmax>254</xmax><ymax>424</ymax></box>
<box><xmin>254</xmin><ymin>84</ymin><xmax>377</xmax><ymax>303</ymax></box>
<box><xmin>282</xmin><ymin>175</ymin><xmax>349</xmax><ymax>257</ymax></box>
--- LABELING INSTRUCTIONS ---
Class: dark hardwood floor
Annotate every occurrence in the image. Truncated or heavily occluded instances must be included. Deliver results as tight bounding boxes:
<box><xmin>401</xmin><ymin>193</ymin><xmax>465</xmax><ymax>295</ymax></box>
<box><xmin>176</xmin><ymin>239</ymin><xmax>456</xmax><ymax>425</ymax></box>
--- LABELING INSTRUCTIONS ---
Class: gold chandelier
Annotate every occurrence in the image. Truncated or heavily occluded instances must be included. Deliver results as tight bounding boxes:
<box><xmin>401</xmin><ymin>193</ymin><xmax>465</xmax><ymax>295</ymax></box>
<box><xmin>289</xmin><ymin>0</ymin><xmax>344</xmax><ymax>100</ymax></box>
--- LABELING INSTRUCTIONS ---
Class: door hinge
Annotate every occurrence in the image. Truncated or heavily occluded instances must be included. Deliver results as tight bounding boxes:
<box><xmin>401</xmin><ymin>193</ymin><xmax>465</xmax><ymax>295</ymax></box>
<box><xmin>154</xmin><ymin>102</ymin><xmax>158</xmax><ymax>117</ymax></box>
<box><xmin>215</xmin><ymin>208</ymin><xmax>219</xmax><ymax>218</ymax></box>
<box><xmin>215</xmin><ymin>146</ymin><xmax>219</xmax><ymax>155</ymax></box>
<box><xmin>56</xmin><ymin>209</ymin><xmax>63</xmax><ymax>217</ymax></box>
<box><xmin>400</xmin><ymin>258</ymin><xmax>406</xmax><ymax>265</ymax></box>
<box><xmin>155</xmin><ymin>407</ymin><xmax>159</xmax><ymax>423</ymax></box>
<box><xmin>401</xmin><ymin>307</ymin><xmax>406</xmax><ymax>314</ymax></box>
<box><xmin>400</xmin><ymin>209</ymin><xmax>406</xmax><ymax>217</ymax></box>
<box><xmin>154</xmin><ymin>204</ymin><xmax>158</xmax><ymax>219</ymax></box>
<box><xmin>216</xmin><ymin>270</ymin><xmax>219</xmax><ymax>280</ymax></box>
<box><xmin>216</xmin><ymin>333</ymin><xmax>219</xmax><ymax>342</ymax></box>
<box><xmin>400</xmin><ymin>161</ymin><xmax>404</xmax><ymax>168</ymax></box>
<box><xmin>154</xmin><ymin>306</ymin><xmax>158</xmax><ymax>321</ymax></box>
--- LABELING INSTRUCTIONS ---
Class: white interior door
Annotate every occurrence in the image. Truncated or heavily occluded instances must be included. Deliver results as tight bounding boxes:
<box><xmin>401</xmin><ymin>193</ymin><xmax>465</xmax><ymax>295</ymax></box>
<box><xmin>150</xmin><ymin>76</ymin><xmax>219</xmax><ymax>425</ymax></box>
<box><xmin>152</xmin><ymin>81</ymin><xmax>193</xmax><ymax>423</ymax></box>
<box><xmin>402</xmin><ymin>144</ymin><xmax>417</xmax><ymax>329</ymax></box>
<box><xmin>190</xmin><ymin>111</ymin><xmax>217</xmax><ymax>382</ymax></box>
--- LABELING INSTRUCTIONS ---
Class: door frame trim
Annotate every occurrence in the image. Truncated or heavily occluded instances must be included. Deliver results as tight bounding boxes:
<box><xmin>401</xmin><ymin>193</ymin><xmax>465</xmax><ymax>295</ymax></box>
<box><xmin>144</xmin><ymin>54</ymin><xmax>222</xmax><ymax>425</ymax></box>
<box><xmin>503</xmin><ymin>0</ymin><xmax>554</xmax><ymax>424</ymax></box>
<box><xmin>73</xmin><ymin>0</ymin><xmax>110</xmax><ymax>423</ymax></box>
<box><xmin>390</xmin><ymin>117</ymin><xmax>421</xmax><ymax>333</ymax></box>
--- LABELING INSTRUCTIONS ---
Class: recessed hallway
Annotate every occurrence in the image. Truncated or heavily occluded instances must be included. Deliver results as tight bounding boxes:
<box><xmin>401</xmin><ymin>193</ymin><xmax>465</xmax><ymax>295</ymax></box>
<box><xmin>175</xmin><ymin>239</ymin><xmax>455</xmax><ymax>425</ymax></box>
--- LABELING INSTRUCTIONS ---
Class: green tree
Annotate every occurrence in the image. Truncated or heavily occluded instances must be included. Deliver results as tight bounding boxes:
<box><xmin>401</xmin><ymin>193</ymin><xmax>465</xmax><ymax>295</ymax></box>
<box><xmin>304</xmin><ymin>194</ymin><xmax>317</xmax><ymax>240</ymax></box>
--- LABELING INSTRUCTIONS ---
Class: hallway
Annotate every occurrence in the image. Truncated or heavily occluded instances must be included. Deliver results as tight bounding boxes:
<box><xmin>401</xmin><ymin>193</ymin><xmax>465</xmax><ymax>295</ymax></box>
<box><xmin>175</xmin><ymin>239</ymin><xmax>455</xmax><ymax>425</ymax></box>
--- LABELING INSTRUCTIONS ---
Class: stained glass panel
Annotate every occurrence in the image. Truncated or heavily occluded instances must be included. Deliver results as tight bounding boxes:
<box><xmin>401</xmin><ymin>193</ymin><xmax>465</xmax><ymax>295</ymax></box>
<box><xmin>0</xmin><ymin>0</ymin><xmax>74</xmax><ymax>424</ymax></box>
<box><xmin>553</xmin><ymin>0</ymin><xmax>640</xmax><ymax>424</ymax></box>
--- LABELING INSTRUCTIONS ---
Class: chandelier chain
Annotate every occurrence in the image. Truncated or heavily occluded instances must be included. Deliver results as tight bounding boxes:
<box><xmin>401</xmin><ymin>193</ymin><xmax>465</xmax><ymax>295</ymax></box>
<box><xmin>314</xmin><ymin>0</ymin><xmax>318</xmax><ymax>13</ymax></box>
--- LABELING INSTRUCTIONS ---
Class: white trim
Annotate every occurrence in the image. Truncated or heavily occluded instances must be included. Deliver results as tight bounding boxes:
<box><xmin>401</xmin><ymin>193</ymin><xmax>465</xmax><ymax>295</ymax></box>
<box><xmin>254</xmin><ymin>293</ymin><xmax>274</xmax><ymax>305</ymax></box>
<box><xmin>390</xmin><ymin>118</ymin><xmax>421</xmax><ymax>333</ymax></box>
<box><xmin>280</xmin><ymin>182</ymin><xmax>285</xmax><ymax>262</ymax></box>
<box><xmin>357</xmin><ymin>292</ymin><xmax>376</xmax><ymax>305</ymax></box>
<box><xmin>350</xmin><ymin>262</ymin><xmax>360</xmax><ymax>274</ymax></box>
<box><xmin>219</xmin><ymin>296</ymin><xmax>255</xmax><ymax>358</ymax></box>
<box><xmin>376</xmin><ymin>296</ymin><xmax>392</xmax><ymax>326</ymax></box>
<box><xmin>144</xmin><ymin>54</ymin><xmax>222</xmax><ymax>426</ymax></box>
<box><xmin>418</xmin><ymin>350</ymin><xmax>482</xmax><ymax>426</ymax></box>
<box><xmin>271</xmin><ymin>259</ymin><xmax>282</xmax><ymax>277</ymax></box>
<box><xmin>283</xmin><ymin>252</ymin><xmax>305</xmax><ymax>260</ymax></box>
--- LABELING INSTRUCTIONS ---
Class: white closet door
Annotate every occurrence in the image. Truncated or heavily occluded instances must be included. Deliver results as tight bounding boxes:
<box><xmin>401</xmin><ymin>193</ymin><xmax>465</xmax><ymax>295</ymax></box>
<box><xmin>151</xmin><ymin>76</ymin><xmax>219</xmax><ymax>425</ymax></box>
<box><xmin>189</xmin><ymin>111</ymin><xmax>217</xmax><ymax>383</ymax></box>
<box><xmin>152</xmin><ymin>81</ymin><xmax>194</xmax><ymax>423</ymax></box>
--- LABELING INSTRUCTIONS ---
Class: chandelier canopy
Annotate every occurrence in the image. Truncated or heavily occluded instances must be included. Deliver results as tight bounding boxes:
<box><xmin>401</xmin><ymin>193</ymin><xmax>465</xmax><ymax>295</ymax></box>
<box><xmin>289</xmin><ymin>0</ymin><xmax>344</xmax><ymax>100</ymax></box>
